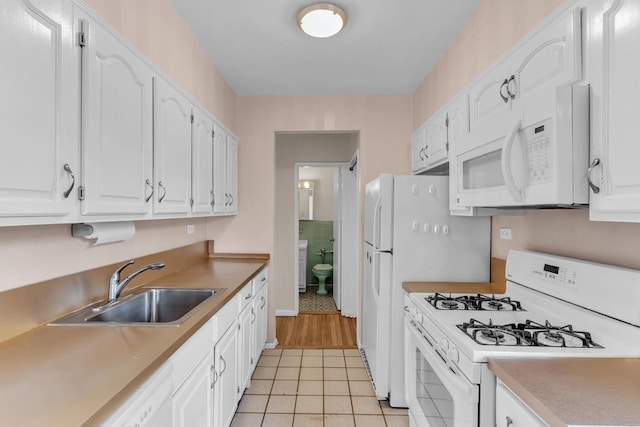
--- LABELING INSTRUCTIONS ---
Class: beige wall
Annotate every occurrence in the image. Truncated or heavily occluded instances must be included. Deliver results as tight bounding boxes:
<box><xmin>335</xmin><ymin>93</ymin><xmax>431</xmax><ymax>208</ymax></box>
<box><xmin>275</xmin><ymin>134</ymin><xmax>358</xmax><ymax>312</ymax></box>
<box><xmin>299</xmin><ymin>166</ymin><xmax>338</xmax><ymax>221</ymax></box>
<box><xmin>414</xmin><ymin>0</ymin><xmax>640</xmax><ymax>270</ymax></box>
<box><xmin>207</xmin><ymin>96</ymin><xmax>412</xmax><ymax>339</ymax></box>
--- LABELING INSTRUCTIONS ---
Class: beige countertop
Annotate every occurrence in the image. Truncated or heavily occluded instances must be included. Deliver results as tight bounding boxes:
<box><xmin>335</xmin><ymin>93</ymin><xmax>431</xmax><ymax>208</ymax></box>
<box><xmin>489</xmin><ymin>358</ymin><xmax>640</xmax><ymax>427</ymax></box>
<box><xmin>0</xmin><ymin>256</ymin><xmax>267</xmax><ymax>426</ymax></box>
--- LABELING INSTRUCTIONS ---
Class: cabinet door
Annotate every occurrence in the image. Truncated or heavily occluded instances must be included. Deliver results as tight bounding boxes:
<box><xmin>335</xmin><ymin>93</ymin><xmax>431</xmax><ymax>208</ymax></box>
<box><xmin>410</xmin><ymin>128</ymin><xmax>427</xmax><ymax>174</ymax></box>
<box><xmin>226</xmin><ymin>135</ymin><xmax>238</xmax><ymax>215</ymax></box>
<box><xmin>448</xmin><ymin>95</ymin><xmax>477</xmax><ymax>216</ymax></box>
<box><xmin>496</xmin><ymin>382</ymin><xmax>546</xmax><ymax>427</ymax></box>
<box><xmin>153</xmin><ymin>77</ymin><xmax>192</xmax><ymax>215</ymax></box>
<box><xmin>425</xmin><ymin>112</ymin><xmax>449</xmax><ymax>168</ymax></box>
<box><xmin>238</xmin><ymin>304</ymin><xmax>253</xmax><ymax>395</ymax></box>
<box><xmin>254</xmin><ymin>285</ymin><xmax>268</xmax><ymax>364</ymax></box>
<box><xmin>214</xmin><ymin>322</ymin><xmax>239</xmax><ymax>427</ymax></box>
<box><xmin>212</xmin><ymin>125</ymin><xmax>227</xmax><ymax>215</ymax></box>
<box><xmin>80</xmin><ymin>16</ymin><xmax>153</xmax><ymax>216</ymax></box>
<box><xmin>173</xmin><ymin>351</ymin><xmax>214</xmax><ymax>427</ymax></box>
<box><xmin>191</xmin><ymin>108</ymin><xmax>214</xmax><ymax>214</ymax></box>
<box><xmin>0</xmin><ymin>0</ymin><xmax>78</xmax><ymax>221</ymax></box>
<box><xmin>589</xmin><ymin>0</ymin><xmax>640</xmax><ymax>221</ymax></box>
<box><xmin>510</xmin><ymin>7</ymin><xmax>582</xmax><ymax>129</ymax></box>
<box><xmin>468</xmin><ymin>62</ymin><xmax>511</xmax><ymax>142</ymax></box>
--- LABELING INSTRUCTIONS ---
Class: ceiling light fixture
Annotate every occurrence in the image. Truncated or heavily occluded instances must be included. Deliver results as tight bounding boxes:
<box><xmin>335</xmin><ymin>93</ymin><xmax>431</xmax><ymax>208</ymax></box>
<box><xmin>297</xmin><ymin>3</ymin><xmax>347</xmax><ymax>38</ymax></box>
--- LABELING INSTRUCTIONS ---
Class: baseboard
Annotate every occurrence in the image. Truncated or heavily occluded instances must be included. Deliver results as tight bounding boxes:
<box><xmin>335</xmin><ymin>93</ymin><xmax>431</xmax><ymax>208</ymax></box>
<box><xmin>264</xmin><ymin>338</ymin><xmax>279</xmax><ymax>349</ymax></box>
<box><xmin>275</xmin><ymin>309</ymin><xmax>298</xmax><ymax>316</ymax></box>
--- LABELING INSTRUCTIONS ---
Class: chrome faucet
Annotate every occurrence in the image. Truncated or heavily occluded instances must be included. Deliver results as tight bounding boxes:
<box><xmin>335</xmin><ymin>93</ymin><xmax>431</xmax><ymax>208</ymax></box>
<box><xmin>108</xmin><ymin>260</ymin><xmax>165</xmax><ymax>301</ymax></box>
<box><xmin>316</xmin><ymin>248</ymin><xmax>334</xmax><ymax>264</ymax></box>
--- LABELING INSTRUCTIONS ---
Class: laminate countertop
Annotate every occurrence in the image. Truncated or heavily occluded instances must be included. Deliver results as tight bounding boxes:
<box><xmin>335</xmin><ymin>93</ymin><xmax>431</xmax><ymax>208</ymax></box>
<box><xmin>0</xmin><ymin>256</ymin><xmax>267</xmax><ymax>426</ymax></box>
<box><xmin>489</xmin><ymin>358</ymin><xmax>640</xmax><ymax>427</ymax></box>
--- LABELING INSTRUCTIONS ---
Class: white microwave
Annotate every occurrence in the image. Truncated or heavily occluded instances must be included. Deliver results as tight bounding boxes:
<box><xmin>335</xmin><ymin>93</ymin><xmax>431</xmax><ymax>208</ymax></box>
<box><xmin>454</xmin><ymin>85</ymin><xmax>589</xmax><ymax>208</ymax></box>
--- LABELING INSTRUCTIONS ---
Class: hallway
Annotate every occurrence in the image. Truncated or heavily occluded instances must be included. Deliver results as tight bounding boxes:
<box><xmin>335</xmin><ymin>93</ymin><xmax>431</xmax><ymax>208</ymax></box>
<box><xmin>276</xmin><ymin>314</ymin><xmax>357</xmax><ymax>349</ymax></box>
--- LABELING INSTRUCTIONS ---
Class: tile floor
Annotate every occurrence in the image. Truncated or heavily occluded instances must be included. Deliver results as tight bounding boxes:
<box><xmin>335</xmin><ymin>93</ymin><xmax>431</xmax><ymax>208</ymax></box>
<box><xmin>298</xmin><ymin>286</ymin><xmax>338</xmax><ymax>312</ymax></box>
<box><xmin>232</xmin><ymin>349</ymin><xmax>409</xmax><ymax>427</ymax></box>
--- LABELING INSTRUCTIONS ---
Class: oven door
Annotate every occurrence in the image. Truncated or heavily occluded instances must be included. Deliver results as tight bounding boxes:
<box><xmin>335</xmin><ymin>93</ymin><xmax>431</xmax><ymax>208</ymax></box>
<box><xmin>405</xmin><ymin>316</ymin><xmax>479</xmax><ymax>426</ymax></box>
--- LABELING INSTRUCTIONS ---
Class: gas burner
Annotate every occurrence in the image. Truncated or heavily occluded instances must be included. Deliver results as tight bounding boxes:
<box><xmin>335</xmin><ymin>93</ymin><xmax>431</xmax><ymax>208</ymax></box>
<box><xmin>457</xmin><ymin>319</ymin><xmax>531</xmax><ymax>346</ymax></box>
<box><xmin>518</xmin><ymin>320</ymin><xmax>603</xmax><ymax>348</ymax></box>
<box><xmin>425</xmin><ymin>293</ymin><xmax>525</xmax><ymax>311</ymax></box>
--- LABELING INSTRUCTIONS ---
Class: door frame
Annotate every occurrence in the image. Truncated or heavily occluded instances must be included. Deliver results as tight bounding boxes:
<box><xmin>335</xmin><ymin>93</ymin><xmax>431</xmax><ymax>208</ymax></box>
<box><xmin>293</xmin><ymin>161</ymin><xmax>359</xmax><ymax>316</ymax></box>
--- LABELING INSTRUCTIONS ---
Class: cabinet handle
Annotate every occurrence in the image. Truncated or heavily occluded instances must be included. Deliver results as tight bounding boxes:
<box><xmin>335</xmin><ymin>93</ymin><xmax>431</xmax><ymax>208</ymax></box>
<box><xmin>587</xmin><ymin>158</ymin><xmax>601</xmax><ymax>194</ymax></box>
<box><xmin>211</xmin><ymin>365</ymin><xmax>218</xmax><ymax>388</ymax></box>
<box><xmin>245</xmin><ymin>293</ymin><xmax>252</xmax><ymax>300</ymax></box>
<box><xmin>506</xmin><ymin>75</ymin><xmax>516</xmax><ymax>100</ymax></box>
<box><xmin>506</xmin><ymin>416</ymin><xmax>513</xmax><ymax>427</ymax></box>
<box><xmin>419</xmin><ymin>147</ymin><xmax>425</xmax><ymax>161</ymax></box>
<box><xmin>158</xmin><ymin>181</ymin><xmax>166</xmax><ymax>203</ymax></box>
<box><xmin>260</xmin><ymin>296</ymin><xmax>266</xmax><ymax>309</ymax></box>
<box><xmin>62</xmin><ymin>164</ymin><xmax>75</xmax><ymax>198</ymax></box>
<box><xmin>144</xmin><ymin>179</ymin><xmax>153</xmax><ymax>202</ymax></box>
<box><xmin>220</xmin><ymin>355</ymin><xmax>227</xmax><ymax>375</ymax></box>
<box><xmin>251</xmin><ymin>308</ymin><xmax>256</xmax><ymax>324</ymax></box>
<box><xmin>210</xmin><ymin>191</ymin><xmax>215</xmax><ymax>207</ymax></box>
<box><xmin>499</xmin><ymin>78</ymin><xmax>509</xmax><ymax>103</ymax></box>
<box><xmin>229</xmin><ymin>194</ymin><xmax>234</xmax><ymax>205</ymax></box>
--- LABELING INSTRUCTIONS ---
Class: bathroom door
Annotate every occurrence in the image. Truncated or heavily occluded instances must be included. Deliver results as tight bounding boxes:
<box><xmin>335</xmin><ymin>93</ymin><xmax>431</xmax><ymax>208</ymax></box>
<box><xmin>333</xmin><ymin>168</ymin><xmax>341</xmax><ymax>310</ymax></box>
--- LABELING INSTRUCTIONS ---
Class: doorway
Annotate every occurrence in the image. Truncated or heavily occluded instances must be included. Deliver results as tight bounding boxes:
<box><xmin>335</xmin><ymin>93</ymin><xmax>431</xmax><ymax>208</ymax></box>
<box><xmin>294</xmin><ymin>160</ymin><xmax>358</xmax><ymax>316</ymax></box>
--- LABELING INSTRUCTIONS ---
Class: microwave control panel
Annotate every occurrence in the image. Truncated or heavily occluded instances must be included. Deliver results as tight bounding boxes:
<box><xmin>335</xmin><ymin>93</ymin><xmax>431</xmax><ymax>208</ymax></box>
<box><xmin>524</xmin><ymin>119</ymin><xmax>553</xmax><ymax>185</ymax></box>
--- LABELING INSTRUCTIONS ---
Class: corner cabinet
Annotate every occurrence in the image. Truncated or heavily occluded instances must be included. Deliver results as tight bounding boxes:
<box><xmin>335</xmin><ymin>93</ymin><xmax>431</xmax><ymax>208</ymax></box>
<box><xmin>213</xmin><ymin>128</ymin><xmax>238</xmax><ymax>216</ymax></box>
<box><xmin>0</xmin><ymin>0</ymin><xmax>79</xmax><ymax>224</ymax></box>
<box><xmin>79</xmin><ymin>12</ymin><xmax>154</xmax><ymax>217</ymax></box>
<box><xmin>587</xmin><ymin>0</ymin><xmax>640</xmax><ymax>222</ymax></box>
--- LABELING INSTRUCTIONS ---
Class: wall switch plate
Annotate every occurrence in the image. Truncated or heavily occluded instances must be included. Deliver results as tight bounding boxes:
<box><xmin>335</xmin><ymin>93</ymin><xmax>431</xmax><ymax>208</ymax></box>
<box><xmin>499</xmin><ymin>227</ymin><xmax>512</xmax><ymax>240</ymax></box>
<box><xmin>186</xmin><ymin>224</ymin><xmax>195</xmax><ymax>234</ymax></box>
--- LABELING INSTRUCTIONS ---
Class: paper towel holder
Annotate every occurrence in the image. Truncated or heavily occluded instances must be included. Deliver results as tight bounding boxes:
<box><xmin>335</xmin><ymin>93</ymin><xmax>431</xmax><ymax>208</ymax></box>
<box><xmin>71</xmin><ymin>223</ymin><xmax>95</xmax><ymax>237</ymax></box>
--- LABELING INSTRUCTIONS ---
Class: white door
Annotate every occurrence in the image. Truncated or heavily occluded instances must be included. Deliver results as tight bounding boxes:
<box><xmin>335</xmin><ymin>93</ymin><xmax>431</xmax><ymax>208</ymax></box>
<box><xmin>172</xmin><ymin>352</ymin><xmax>213</xmax><ymax>427</ymax></box>
<box><xmin>238</xmin><ymin>304</ymin><xmax>253</xmax><ymax>395</ymax></box>
<box><xmin>153</xmin><ymin>77</ymin><xmax>192</xmax><ymax>215</ymax></box>
<box><xmin>226</xmin><ymin>136</ymin><xmax>238</xmax><ymax>214</ymax></box>
<box><xmin>191</xmin><ymin>108</ymin><xmax>214</xmax><ymax>214</ymax></box>
<box><xmin>212</xmin><ymin>126</ymin><xmax>227</xmax><ymax>215</ymax></box>
<box><xmin>0</xmin><ymin>0</ymin><xmax>78</xmax><ymax>221</ymax></box>
<box><xmin>340</xmin><ymin>162</ymin><xmax>359</xmax><ymax>318</ymax></box>
<box><xmin>447</xmin><ymin>94</ymin><xmax>476</xmax><ymax>216</ymax></box>
<box><xmin>426</xmin><ymin>111</ymin><xmax>449</xmax><ymax>168</ymax></box>
<box><xmin>468</xmin><ymin>62</ymin><xmax>511</xmax><ymax>145</ymax></box>
<box><xmin>588</xmin><ymin>0</ymin><xmax>640</xmax><ymax>221</ymax></box>
<box><xmin>332</xmin><ymin>168</ymin><xmax>341</xmax><ymax>310</ymax></box>
<box><xmin>214</xmin><ymin>322</ymin><xmax>238</xmax><ymax>427</ymax></box>
<box><xmin>80</xmin><ymin>15</ymin><xmax>153</xmax><ymax>216</ymax></box>
<box><xmin>410</xmin><ymin>128</ymin><xmax>427</xmax><ymax>173</ymax></box>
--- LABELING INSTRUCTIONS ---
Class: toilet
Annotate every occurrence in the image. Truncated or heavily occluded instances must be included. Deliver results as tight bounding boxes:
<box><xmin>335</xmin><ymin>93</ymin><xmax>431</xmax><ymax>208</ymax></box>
<box><xmin>312</xmin><ymin>263</ymin><xmax>333</xmax><ymax>295</ymax></box>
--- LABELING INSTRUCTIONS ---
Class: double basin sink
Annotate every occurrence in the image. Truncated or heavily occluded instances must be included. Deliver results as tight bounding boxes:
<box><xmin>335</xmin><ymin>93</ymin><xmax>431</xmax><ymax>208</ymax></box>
<box><xmin>50</xmin><ymin>287</ymin><xmax>226</xmax><ymax>327</ymax></box>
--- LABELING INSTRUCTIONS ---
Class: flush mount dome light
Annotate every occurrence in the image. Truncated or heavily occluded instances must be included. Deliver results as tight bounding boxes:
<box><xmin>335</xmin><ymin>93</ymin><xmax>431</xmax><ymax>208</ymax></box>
<box><xmin>298</xmin><ymin>3</ymin><xmax>347</xmax><ymax>38</ymax></box>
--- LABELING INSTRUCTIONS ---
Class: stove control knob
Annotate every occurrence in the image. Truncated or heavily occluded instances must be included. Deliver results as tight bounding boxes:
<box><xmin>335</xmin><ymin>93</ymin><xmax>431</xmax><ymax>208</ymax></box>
<box><xmin>438</xmin><ymin>339</ymin><xmax>449</xmax><ymax>351</ymax></box>
<box><xmin>447</xmin><ymin>348</ymin><xmax>459</xmax><ymax>364</ymax></box>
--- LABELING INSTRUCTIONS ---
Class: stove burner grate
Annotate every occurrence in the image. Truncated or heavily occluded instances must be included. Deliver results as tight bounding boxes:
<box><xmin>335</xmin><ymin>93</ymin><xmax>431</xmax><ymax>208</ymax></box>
<box><xmin>426</xmin><ymin>293</ymin><xmax>525</xmax><ymax>311</ymax></box>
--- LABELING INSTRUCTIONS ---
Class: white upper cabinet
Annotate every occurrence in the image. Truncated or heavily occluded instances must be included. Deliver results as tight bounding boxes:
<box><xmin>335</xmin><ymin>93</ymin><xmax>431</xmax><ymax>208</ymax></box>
<box><xmin>410</xmin><ymin>128</ymin><xmax>427</xmax><ymax>173</ymax></box>
<box><xmin>213</xmin><ymin>128</ymin><xmax>239</xmax><ymax>216</ymax></box>
<box><xmin>468</xmin><ymin>62</ymin><xmax>512</xmax><ymax>146</ymax></box>
<box><xmin>448</xmin><ymin>95</ymin><xmax>476</xmax><ymax>216</ymax></box>
<box><xmin>153</xmin><ymin>77</ymin><xmax>192</xmax><ymax>215</ymax></box>
<box><xmin>0</xmin><ymin>0</ymin><xmax>79</xmax><ymax>223</ymax></box>
<box><xmin>79</xmin><ymin>13</ymin><xmax>154</xmax><ymax>216</ymax></box>
<box><xmin>588</xmin><ymin>0</ymin><xmax>640</xmax><ymax>222</ymax></box>
<box><xmin>191</xmin><ymin>108</ymin><xmax>215</xmax><ymax>215</ymax></box>
<box><xmin>425</xmin><ymin>111</ymin><xmax>449</xmax><ymax>169</ymax></box>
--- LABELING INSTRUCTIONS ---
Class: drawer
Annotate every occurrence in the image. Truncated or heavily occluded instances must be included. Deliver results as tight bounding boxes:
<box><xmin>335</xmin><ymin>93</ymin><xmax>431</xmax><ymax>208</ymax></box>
<box><xmin>214</xmin><ymin>293</ymin><xmax>239</xmax><ymax>339</ymax></box>
<box><xmin>238</xmin><ymin>281</ymin><xmax>254</xmax><ymax>311</ymax></box>
<box><xmin>254</xmin><ymin>266</ymin><xmax>269</xmax><ymax>292</ymax></box>
<box><xmin>171</xmin><ymin>319</ymin><xmax>213</xmax><ymax>394</ymax></box>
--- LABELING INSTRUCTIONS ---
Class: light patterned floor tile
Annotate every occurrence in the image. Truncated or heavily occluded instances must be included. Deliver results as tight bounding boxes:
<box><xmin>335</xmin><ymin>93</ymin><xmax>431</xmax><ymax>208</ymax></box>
<box><xmin>354</xmin><ymin>414</ymin><xmax>386</xmax><ymax>427</ymax></box>
<box><xmin>324</xmin><ymin>395</ymin><xmax>353</xmax><ymax>414</ymax></box>
<box><xmin>351</xmin><ymin>397</ymin><xmax>382</xmax><ymax>415</ymax></box>
<box><xmin>237</xmin><ymin>395</ymin><xmax>268</xmax><ymax>413</ymax></box>
<box><xmin>276</xmin><ymin>367</ymin><xmax>300</xmax><ymax>380</ymax></box>
<box><xmin>245</xmin><ymin>379</ymin><xmax>273</xmax><ymax>395</ymax></box>
<box><xmin>324</xmin><ymin>380</ymin><xmax>349</xmax><ymax>396</ymax></box>
<box><xmin>266</xmin><ymin>395</ymin><xmax>296</xmax><ymax>413</ymax></box>
<box><xmin>230</xmin><ymin>413</ymin><xmax>263</xmax><ymax>427</ymax></box>
<box><xmin>301</xmin><ymin>356</ymin><xmax>323</xmax><ymax>367</ymax></box>
<box><xmin>262</xmin><ymin>349</ymin><xmax>282</xmax><ymax>356</ymax></box>
<box><xmin>343</xmin><ymin>349</ymin><xmax>360</xmax><ymax>357</ymax></box>
<box><xmin>345</xmin><ymin>357</ymin><xmax>364</xmax><ymax>368</ymax></box>
<box><xmin>324</xmin><ymin>367</ymin><xmax>348</xmax><ymax>380</ymax></box>
<box><xmin>323</xmin><ymin>349</ymin><xmax>344</xmax><ymax>357</ymax></box>
<box><xmin>380</xmin><ymin>400</ymin><xmax>409</xmax><ymax>415</ymax></box>
<box><xmin>279</xmin><ymin>356</ymin><xmax>302</xmax><ymax>367</ymax></box>
<box><xmin>324</xmin><ymin>414</ymin><xmax>356</xmax><ymax>427</ymax></box>
<box><xmin>346</xmin><ymin>368</ymin><xmax>369</xmax><ymax>381</ymax></box>
<box><xmin>282</xmin><ymin>349</ymin><xmax>303</xmax><ymax>356</ymax></box>
<box><xmin>385</xmin><ymin>415</ymin><xmax>410</xmax><ymax>427</ymax></box>
<box><xmin>303</xmin><ymin>349</ymin><xmax>323</xmax><ymax>356</ymax></box>
<box><xmin>300</xmin><ymin>367</ymin><xmax>323</xmax><ymax>380</ymax></box>
<box><xmin>258</xmin><ymin>355</ymin><xmax>281</xmax><ymax>367</ymax></box>
<box><xmin>324</xmin><ymin>357</ymin><xmax>346</xmax><ymax>368</ymax></box>
<box><xmin>348</xmin><ymin>381</ymin><xmax>375</xmax><ymax>396</ymax></box>
<box><xmin>295</xmin><ymin>395</ymin><xmax>324</xmax><ymax>414</ymax></box>
<box><xmin>293</xmin><ymin>414</ymin><xmax>324</xmax><ymax>427</ymax></box>
<box><xmin>298</xmin><ymin>380</ymin><xmax>323</xmax><ymax>395</ymax></box>
<box><xmin>262</xmin><ymin>413</ymin><xmax>293</xmax><ymax>427</ymax></box>
<box><xmin>252</xmin><ymin>366</ymin><xmax>277</xmax><ymax>380</ymax></box>
<box><xmin>271</xmin><ymin>380</ymin><xmax>298</xmax><ymax>395</ymax></box>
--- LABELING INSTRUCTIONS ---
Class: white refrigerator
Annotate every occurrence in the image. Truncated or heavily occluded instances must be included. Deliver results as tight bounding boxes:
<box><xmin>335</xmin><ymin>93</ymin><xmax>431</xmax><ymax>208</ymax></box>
<box><xmin>361</xmin><ymin>174</ymin><xmax>490</xmax><ymax>407</ymax></box>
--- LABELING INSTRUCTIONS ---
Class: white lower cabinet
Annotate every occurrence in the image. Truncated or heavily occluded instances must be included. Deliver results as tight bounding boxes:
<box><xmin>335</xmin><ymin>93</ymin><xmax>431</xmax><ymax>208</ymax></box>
<box><xmin>253</xmin><ymin>283</ymin><xmax>268</xmax><ymax>366</ymax></box>
<box><xmin>238</xmin><ymin>302</ymin><xmax>254</xmax><ymax>396</ymax></box>
<box><xmin>214</xmin><ymin>321</ymin><xmax>239</xmax><ymax>427</ymax></box>
<box><xmin>496</xmin><ymin>380</ymin><xmax>547</xmax><ymax>427</ymax></box>
<box><xmin>172</xmin><ymin>351</ymin><xmax>214</xmax><ymax>427</ymax></box>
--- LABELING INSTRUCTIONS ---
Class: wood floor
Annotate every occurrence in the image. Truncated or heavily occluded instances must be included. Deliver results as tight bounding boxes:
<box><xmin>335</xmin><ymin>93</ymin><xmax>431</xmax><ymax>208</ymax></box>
<box><xmin>276</xmin><ymin>313</ymin><xmax>357</xmax><ymax>349</ymax></box>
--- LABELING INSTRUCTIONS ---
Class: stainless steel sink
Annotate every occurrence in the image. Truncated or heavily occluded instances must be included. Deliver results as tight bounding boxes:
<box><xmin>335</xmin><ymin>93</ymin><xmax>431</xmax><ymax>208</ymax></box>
<box><xmin>49</xmin><ymin>288</ymin><xmax>225</xmax><ymax>327</ymax></box>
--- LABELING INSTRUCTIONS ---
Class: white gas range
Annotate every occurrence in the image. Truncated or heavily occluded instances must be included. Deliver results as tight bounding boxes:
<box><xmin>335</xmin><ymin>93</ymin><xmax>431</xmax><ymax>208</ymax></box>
<box><xmin>404</xmin><ymin>249</ymin><xmax>640</xmax><ymax>427</ymax></box>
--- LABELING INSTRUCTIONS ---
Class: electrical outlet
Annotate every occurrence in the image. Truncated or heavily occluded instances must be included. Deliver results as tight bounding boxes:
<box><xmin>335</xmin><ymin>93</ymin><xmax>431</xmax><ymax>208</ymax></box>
<box><xmin>186</xmin><ymin>224</ymin><xmax>195</xmax><ymax>234</ymax></box>
<box><xmin>499</xmin><ymin>227</ymin><xmax>512</xmax><ymax>240</ymax></box>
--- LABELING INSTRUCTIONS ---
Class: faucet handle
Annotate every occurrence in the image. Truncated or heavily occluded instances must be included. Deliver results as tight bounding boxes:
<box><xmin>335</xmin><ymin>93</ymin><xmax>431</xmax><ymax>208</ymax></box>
<box><xmin>111</xmin><ymin>260</ymin><xmax>135</xmax><ymax>281</ymax></box>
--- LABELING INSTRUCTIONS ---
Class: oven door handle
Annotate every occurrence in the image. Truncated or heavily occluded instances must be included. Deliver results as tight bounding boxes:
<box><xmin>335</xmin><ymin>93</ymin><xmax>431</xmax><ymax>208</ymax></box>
<box><xmin>407</xmin><ymin>319</ymin><xmax>479</xmax><ymax>404</ymax></box>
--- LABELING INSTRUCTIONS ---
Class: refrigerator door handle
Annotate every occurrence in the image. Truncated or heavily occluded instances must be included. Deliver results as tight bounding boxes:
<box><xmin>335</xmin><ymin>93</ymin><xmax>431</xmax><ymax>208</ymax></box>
<box><xmin>372</xmin><ymin>197</ymin><xmax>382</xmax><ymax>249</ymax></box>
<box><xmin>371</xmin><ymin>251</ymin><xmax>381</xmax><ymax>302</ymax></box>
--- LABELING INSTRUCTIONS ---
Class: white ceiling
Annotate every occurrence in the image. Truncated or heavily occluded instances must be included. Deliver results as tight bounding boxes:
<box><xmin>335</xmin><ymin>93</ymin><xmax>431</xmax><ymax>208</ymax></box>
<box><xmin>171</xmin><ymin>0</ymin><xmax>482</xmax><ymax>96</ymax></box>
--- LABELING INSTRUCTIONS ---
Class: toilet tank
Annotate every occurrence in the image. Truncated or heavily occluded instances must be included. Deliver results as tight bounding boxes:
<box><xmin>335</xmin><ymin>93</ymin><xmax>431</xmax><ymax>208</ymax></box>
<box><xmin>298</xmin><ymin>240</ymin><xmax>308</xmax><ymax>292</ymax></box>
